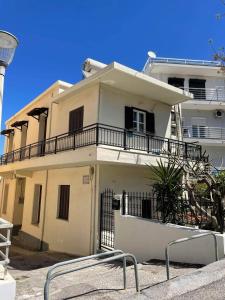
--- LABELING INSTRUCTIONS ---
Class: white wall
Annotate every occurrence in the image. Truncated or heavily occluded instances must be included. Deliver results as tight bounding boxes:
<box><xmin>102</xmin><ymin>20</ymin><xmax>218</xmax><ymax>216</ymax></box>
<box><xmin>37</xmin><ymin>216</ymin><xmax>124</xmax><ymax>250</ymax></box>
<box><xmin>115</xmin><ymin>211</ymin><xmax>224</xmax><ymax>265</ymax></box>
<box><xmin>99</xmin><ymin>85</ymin><xmax>172</xmax><ymax>139</ymax></box>
<box><xmin>183</xmin><ymin>109</ymin><xmax>225</xmax><ymax>130</ymax></box>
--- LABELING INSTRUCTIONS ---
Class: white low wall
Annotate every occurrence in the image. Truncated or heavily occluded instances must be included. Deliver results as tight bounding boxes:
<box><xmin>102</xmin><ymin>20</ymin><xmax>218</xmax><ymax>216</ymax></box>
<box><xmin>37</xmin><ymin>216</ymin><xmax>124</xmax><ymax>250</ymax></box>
<box><xmin>0</xmin><ymin>267</ymin><xmax>16</xmax><ymax>300</ymax></box>
<box><xmin>114</xmin><ymin>211</ymin><xmax>225</xmax><ymax>265</ymax></box>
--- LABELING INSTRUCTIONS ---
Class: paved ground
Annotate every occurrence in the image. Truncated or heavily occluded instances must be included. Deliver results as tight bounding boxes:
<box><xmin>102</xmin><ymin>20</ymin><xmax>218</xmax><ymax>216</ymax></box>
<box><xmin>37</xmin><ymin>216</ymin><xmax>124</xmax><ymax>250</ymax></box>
<box><xmin>8</xmin><ymin>246</ymin><xmax>200</xmax><ymax>300</ymax></box>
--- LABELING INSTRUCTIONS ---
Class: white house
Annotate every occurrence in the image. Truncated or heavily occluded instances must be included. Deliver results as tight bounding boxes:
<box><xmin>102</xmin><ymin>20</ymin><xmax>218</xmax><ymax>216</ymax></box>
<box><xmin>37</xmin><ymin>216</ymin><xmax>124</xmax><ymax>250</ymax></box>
<box><xmin>143</xmin><ymin>53</ymin><xmax>225</xmax><ymax>171</ymax></box>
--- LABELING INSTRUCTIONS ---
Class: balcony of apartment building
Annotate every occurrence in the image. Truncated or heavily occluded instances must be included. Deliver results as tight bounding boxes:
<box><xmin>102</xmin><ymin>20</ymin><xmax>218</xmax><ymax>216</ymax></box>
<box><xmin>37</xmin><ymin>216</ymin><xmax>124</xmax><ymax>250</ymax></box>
<box><xmin>0</xmin><ymin>123</ymin><xmax>202</xmax><ymax>175</ymax></box>
<box><xmin>181</xmin><ymin>86</ymin><xmax>225</xmax><ymax>110</ymax></box>
<box><xmin>167</xmin><ymin>77</ymin><xmax>225</xmax><ymax>110</ymax></box>
<box><xmin>183</xmin><ymin>125</ymin><xmax>225</xmax><ymax>145</ymax></box>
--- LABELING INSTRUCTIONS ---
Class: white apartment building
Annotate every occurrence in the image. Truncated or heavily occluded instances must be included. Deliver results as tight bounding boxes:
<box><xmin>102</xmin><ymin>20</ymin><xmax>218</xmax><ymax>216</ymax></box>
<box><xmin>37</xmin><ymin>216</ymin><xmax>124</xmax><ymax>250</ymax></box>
<box><xmin>143</xmin><ymin>54</ymin><xmax>225</xmax><ymax>171</ymax></box>
<box><xmin>0</xmin><ymin>60</ymin><xmax>199</xmax><ymax>256</ymax></box>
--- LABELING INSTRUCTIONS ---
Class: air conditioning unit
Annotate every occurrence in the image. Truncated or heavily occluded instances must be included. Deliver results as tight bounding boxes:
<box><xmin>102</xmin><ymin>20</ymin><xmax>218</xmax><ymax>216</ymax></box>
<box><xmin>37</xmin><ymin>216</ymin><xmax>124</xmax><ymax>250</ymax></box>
<box><xmin>215</xmin><ymin>110</ymin><xmax>224</xmax><ymax>118</ymax></box>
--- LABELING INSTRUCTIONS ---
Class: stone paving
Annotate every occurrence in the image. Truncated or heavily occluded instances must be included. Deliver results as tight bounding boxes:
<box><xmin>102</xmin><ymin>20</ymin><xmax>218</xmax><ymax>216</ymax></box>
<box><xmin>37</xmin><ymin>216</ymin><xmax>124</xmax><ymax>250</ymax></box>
<box><xmin>8</xmin><ymin>246</ymin><xmax>200</xmax><ymax>300</ymax></box>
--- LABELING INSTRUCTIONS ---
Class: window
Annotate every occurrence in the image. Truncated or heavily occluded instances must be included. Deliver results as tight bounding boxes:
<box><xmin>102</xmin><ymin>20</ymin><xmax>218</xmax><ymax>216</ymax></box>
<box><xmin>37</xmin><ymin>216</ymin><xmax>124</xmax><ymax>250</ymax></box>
<box><xmin>8</xmin><ymin>132</ymin><xmax>14</xmax><ymax>153</ymax></box>
<box><xmin>192</xmin><ymin>117</ymin><xmax>206</xmax><ymax>138</ymax></box>
<box><xmin>16</xmin><ymin>178</ymin><xmax>26</xmax><ymax>204</ymax></box>
<box><xmin>133</xmin><ymin>109</ymin><xmax>146</xmax><ymax>133</ymax></box>
<box><xmin>171</xmin><ymin>126</ymin><xmax>177</xmax><ymax>136</ymax></box>
<box><xmin>32</xmin><ymin>184</ymin><xmax>42</xmax><ymax>225</ymax></box>
<box><xmin>168</xmin><ymin>77</ymin><xmax>184</xmax><ymax>89</ymax></box>
<box><xmin>189</xmin><ymin>79</ymin><xmax>206</xmax><ymax>100</ymax></box>
<box><xmin>57</xmin><ymin>185</ymin><xmax>70</xmax><ymax>220</ymax></box>
<box><xmin>2</xmin><ymin>184</ymin><xmax>9</xmax><ymax>214</ymax></box>
<box><xmin>69</xmin><ymin>106</ymin><xmax>84</xmax><ymax>132</ymax></box>
<box><xmin>38</xmin><ymin>115</ymin><xmax>47</xmax><ymax>142</ymax></box>
<box><xmin>125</xmin><ymin>107</ymin><xmax>155</xmax><ymax>134</ymax></box>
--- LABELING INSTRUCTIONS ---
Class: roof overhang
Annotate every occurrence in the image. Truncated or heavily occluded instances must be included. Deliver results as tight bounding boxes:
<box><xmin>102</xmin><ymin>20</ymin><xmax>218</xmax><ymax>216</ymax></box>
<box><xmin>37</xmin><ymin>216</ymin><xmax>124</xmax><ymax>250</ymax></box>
<box><xmin>27</xmin><ymin>107</ymin><xmax>48</xmax><ymax>120</ymax></box>
<box><xmin>150</xmin><ymin>63</ymin><xmax>222</xmax><ymax>77</ymax></box>
<box><xmin>0</xmin><ymin>129</ymin><xmax>14</xmax><ymax>136</ymax></box>
<box><xmin>11</xmin><ymin>120</ymin><xmax>28</xmax><ymax>130</ymax></box>
<box><xmin>55</xmin><ymin>62</ymin><xmax>193</xmax><ymax>106</ymax></box>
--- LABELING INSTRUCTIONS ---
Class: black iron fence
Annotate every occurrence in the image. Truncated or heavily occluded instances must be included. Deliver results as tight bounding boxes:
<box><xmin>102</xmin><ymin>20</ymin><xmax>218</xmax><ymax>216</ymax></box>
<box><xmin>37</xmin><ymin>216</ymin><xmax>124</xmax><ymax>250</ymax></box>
<box><xmin>0</xmin><ymin>123</ymin><xmax>202</xmax><ymax>165</ymax></box>
<box><xmin>121</xmin><ymin>191</ymin><xmax>219</xmax><ymax>230</ymax></box>
<box><xmin>100</xmin><ymin>189</ymin><xmax>115</xmax><ymax>249</ymax></box>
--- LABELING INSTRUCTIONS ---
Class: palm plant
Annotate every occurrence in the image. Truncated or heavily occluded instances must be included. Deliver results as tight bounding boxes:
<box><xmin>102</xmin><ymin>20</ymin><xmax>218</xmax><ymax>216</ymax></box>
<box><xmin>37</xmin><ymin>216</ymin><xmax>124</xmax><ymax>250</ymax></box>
<box><xmin>149</xmin><ymin>159</ymin><xmax>184</xmax><ymax>224</ymax></box>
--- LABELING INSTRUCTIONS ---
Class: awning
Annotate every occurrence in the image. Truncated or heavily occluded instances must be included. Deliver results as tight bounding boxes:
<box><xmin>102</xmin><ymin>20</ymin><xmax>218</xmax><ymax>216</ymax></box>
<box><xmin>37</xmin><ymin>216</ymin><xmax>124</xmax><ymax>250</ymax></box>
<box><xmin>27</xmin><ymin>107</ymin><xmax>48</xmax><ymax>120</ymax></box>
<box><xmin>11</xmin><ymin>120</ymin><xmax>28</xmax><ymax>130</ymax></box>
<box><xmin>0</xmin><ymin>129</ymin><xmax>14</xmax><ymax>136</ymax></box>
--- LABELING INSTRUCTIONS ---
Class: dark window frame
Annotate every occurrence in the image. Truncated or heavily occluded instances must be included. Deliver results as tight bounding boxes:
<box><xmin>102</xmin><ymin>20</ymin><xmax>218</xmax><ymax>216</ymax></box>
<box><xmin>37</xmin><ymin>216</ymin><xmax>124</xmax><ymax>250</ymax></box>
<box><xmin>69</xmin><ymin>106</ymin><xmax>84</xmax><ymax>133</ymax></box>
<box><xmin>31</xmin><ymin>184</ymin><xmax>42</xmax><ymax>225</ymax></box>
<box><xmin>57</xmin><ymin>185</ymin><xmax>70</xmax><ymax>221</ymax></box>
<box><xmin>125</xmin><ymin>106</ymin><xmax>155</xmax><ymax>135</ymax></box>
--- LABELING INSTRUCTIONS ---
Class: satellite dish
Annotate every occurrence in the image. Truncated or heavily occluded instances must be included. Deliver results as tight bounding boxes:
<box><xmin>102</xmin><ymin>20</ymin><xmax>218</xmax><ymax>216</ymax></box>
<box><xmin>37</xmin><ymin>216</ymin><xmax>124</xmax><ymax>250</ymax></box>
<box><xmin>147</xmin><ymin>51</ymin><xmax>156</xmax><ymax>58</ymax></box>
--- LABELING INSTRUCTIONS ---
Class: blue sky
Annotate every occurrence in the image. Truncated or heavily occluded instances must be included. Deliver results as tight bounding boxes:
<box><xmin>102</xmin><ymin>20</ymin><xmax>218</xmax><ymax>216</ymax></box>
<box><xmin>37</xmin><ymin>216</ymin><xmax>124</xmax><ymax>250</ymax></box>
<box><xmin>0</xmin><ymin>0</ymin><xmax>224</xmax><ymax>142</ymax></box>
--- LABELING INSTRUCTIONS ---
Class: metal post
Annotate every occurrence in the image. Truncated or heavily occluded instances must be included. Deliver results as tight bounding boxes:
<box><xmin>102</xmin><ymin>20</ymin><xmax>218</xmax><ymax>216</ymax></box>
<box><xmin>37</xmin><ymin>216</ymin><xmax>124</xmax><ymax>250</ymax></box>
<box><xmin>96</xmin><ymin>124</ymin><xmax>99</xmax><ymax>146</ymax></box>
<box><xmin>184</xmin><ymin>143</ymin><xmax>188</xmax><ymax>158</ymax></box>
<box><xmin>123</xmin><ymin>129</ymin><xmax>127</xmax><ymax>150</ymax></box>
<box><xmin>29</xmin><ymin>144</ymin><xmax>31</xmax><ymax>159</ymax></box>
<box><xmin>165</xmin><ymin>233</ymin><xmax>219</xmax><ymax>280</ymax></box>
<box><xmin>0</xmin><ymin>65</ymin><xmax>5</xmax><ymax>131</ymax></box>
<box><xmin>165</xmin><ymin>246</ymin><xmax>170</xmax><ymax>280</ymax></box>
<box><xmin>54</xmin><ymin>137</ymin><xmax>57</xmax><ymax>154</ymax></box>
<box><xmin>147</xmin><ymin>134</ymin><xmax>150</xmax><ymax>153</ymax></box>
<box><xmin>122</xmin><ymin>190</ymin><xmax>126</xmax><ymax>215</ymax></box>
<box><xmin>99</xmin><ymin>193</ymin><xmax>103</xmax><ymax>250</ymax></box>
<box><xmin>73</xmin><ymin>132</ymin><xmax>76</xmax><ymax>150</ymax></box>
<box><xmin>123</xmin><ymin>256</ymin><xmax>127</xmax><ymax>289</ymax></box>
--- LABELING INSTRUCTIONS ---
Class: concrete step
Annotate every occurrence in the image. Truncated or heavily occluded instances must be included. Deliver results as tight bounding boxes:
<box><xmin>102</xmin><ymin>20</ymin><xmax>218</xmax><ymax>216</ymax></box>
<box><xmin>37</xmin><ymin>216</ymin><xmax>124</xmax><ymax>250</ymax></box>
<box><xmin>131</xmin><ymin>258</ymin><xmax>225</xmax><ymax>300</ymax></box>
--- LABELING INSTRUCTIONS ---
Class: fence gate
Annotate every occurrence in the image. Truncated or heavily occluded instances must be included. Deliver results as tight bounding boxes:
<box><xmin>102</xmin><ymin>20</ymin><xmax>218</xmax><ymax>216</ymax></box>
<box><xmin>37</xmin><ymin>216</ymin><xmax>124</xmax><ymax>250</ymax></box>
<box><xmin>99</xmin><ymin>189</ymin><xmax>115</xmax><ymax>250</ymax></box>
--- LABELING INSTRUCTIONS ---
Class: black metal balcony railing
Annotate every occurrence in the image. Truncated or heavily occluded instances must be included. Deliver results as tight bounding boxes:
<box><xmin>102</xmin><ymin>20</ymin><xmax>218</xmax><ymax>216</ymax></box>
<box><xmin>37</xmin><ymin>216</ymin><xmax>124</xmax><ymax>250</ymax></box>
<box><xmin>0</xmin><ymin>123</ymin><xmax>202</xmax><ymax>166</ymax></box>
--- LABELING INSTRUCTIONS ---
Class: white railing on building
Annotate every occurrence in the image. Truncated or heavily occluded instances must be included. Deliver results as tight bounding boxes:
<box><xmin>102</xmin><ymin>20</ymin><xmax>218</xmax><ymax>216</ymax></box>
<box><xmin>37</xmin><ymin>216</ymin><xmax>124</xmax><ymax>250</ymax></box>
<box><xmin>181</xmin><ymin>87</ymin><xmax>225</xmax><ymax>102</ymax></box>
<box><xmin>0</xmin><ymin>218</ymin><xmax>13</xmax><ymax>279</ymax></box>
<box><xmin>183</xmin><ymin>126</ymin><xmax>225</xmax><ymax>140</ymax></box>
<box><xmin>146</xmin><ymin>57</ymin><xmax>221</xmax><ymax>67</ymax></box>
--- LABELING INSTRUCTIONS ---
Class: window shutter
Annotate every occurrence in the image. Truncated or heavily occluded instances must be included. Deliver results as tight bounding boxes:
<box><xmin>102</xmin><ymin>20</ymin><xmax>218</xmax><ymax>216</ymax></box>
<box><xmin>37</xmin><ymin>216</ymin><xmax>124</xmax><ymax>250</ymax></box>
<box><xmin>146</xmin><ymin>112</ymin><xmax>155</xmax><ymax>134</ymax></box>
<box><xmin>69</xmin><ymin>106</ymin><xmax>84</xmax><ymax>132</ymax></box>
<box><xmin>125</xmin><ymin>106</ymin><xmax>133</xmax><ymax>130</ymax></box>
<box><xmin>32</xmin><ymin>185</ymin><xmax>42</xmax><ymax>224</ymax></box>
<box><xmin>58</xmin><ymin>185</ymin><xmax>70</xmax><ymax>220</ymax></box>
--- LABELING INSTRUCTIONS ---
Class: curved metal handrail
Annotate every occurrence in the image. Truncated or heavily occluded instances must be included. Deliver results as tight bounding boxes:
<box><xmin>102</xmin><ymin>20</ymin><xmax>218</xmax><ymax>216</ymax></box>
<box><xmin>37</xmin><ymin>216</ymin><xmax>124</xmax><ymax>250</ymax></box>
<box><xmin>165</xmin><ymin>232</ymin><xmax>219</xmax><ymax>280</ymax></box>
<box><xmin>44</xmin><ymin>251</ymin><xmax>139</xmax><ymax>299</ymax></box>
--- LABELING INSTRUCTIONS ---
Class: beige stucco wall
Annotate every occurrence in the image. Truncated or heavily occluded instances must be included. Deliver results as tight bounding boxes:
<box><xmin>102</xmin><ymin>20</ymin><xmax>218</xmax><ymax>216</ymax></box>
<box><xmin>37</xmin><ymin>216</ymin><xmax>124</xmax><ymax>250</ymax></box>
<box><xmin>99</xmin><ymin>84</ymin><xmax>171</xmax><ymax>138</ymax></box>
<box><xmin>4</xmin><ymin>83</ymin><xmax>71</xmax><ymax>153</ymax></box>
<box><xmin>21</xmin><ymin>171</ymin><xmax>47</xmax><ymax>240</ymax></box>
<box><xmin>0</xmin><ymin>178</ymin><xmax>16</xmax><ymax>223</ymax></box>
<box><xmin>42</xmin><ymin>166</ymin><xmax>94</xmax><ymax>256</ymax></box>
<box><xmin>51</xmin><ymin>84</ymin><xmax>99</xmax><ymax>136</ymax></box>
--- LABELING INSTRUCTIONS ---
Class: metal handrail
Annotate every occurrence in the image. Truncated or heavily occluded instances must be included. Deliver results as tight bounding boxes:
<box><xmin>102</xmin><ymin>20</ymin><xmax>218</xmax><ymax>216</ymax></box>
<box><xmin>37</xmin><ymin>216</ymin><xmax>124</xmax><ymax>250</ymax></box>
<box><xmin>165</xmin><ymin>232</ymin><xmax>219</xmax><ymax>280</ymax></box>
<box><xmin>148</xmin><ymin>57</ymin><xmax>221</xmax><ymax>66</ymax></box>
<box><xmin>183</xmin><ymin>126</ymin><xmax>225</xmax><ymax>140</ymax></box>
<box><xmin>0</xmin><ymin>123</ymin><xmax>202</xmax><ymax>166</ymax></box>
<box><xmin>0</xmin><ymin>218</ymin><xmax>13</xmax><ymax>278</ymax></box>
<box><xmin>44</xmin><ymin>251</ymin><xmax>139</xmax><ymax>299</ymax></box>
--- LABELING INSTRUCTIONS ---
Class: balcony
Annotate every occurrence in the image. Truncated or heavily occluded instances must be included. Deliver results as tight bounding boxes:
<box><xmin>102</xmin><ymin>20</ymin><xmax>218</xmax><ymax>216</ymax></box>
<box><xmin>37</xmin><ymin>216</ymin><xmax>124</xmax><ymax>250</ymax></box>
<box><xmin>0</xmin><ymin>124</ymin><xmax>202</xmax><ymax>167</ymax></box>
<box><xmin>182</xmin><ymin>87</ymin><xmax>225</xmax><ymax>102</ymax></box>
<box><xmin>148</xmin><ymin>57</ymin><xmax>221</xmax><ymax>67</ymax></box>
<box><xmin>183</xmin><ymin>126</ymin><xmax>225</xmax><ymax>140</ymax></box>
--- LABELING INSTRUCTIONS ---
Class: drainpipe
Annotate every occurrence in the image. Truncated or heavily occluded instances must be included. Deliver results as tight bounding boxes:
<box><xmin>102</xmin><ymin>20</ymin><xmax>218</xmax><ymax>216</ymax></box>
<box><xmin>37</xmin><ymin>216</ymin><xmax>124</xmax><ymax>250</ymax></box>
<box><xmin>40</xmin><ymin>169</ymin><xmax>48</xmax><ymax>250</ymax></box>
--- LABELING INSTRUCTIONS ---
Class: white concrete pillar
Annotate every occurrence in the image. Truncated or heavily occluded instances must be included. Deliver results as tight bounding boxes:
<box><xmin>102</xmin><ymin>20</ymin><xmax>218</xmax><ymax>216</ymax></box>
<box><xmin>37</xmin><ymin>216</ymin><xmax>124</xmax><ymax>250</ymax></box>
<box><xmin>0</xmin><ymin>65</ymin><xmax>6</xmax><ymax>131</ymax></box>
